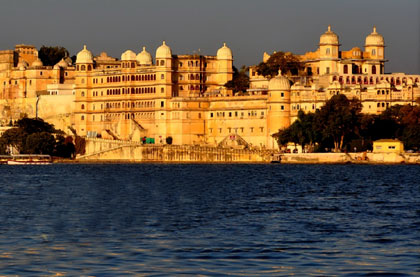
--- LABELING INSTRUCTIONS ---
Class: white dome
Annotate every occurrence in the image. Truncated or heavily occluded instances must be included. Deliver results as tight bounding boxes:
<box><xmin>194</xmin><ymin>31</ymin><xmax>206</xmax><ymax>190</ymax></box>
<box><xmin>31</xmin><ymin>58</ymin><xmax>43</xmax><ymax>67</ymax></box>
<box><xmin>156</xmin><ymin>41</ymin><xmax>172</xmax><ymax>59</ymax></box>
<box><xmin>121</xmin><ymin>49</ymin><xmax>137</xmax><ymax>61</ymax></box>
<box><xmin>76</xmin><ymin>45</ymin><xmax>93</xmax><ymax>64</ymax></box>
<box><xmin>269</xmin><ymin>70</ymin><xmax>290</xmax><ymax>91</ymax></box>
<box><xmin>217</xmin><ymin>43</ymin><xmax>233</xmax><ymax>60</ymax></box>
<box><xmin>136</xmin><ymin>46</ymin><xmax>152</xmax><ymax>65</ymax></box>
<box><xmin>365</xmin><ymin>26</ymin><xmax>384</xmax><ymax>46</ymax></box>
<box><xmin>320</xmin><ymin>25</ymin><xmax>339</xmax><ymax>45</ymax></box>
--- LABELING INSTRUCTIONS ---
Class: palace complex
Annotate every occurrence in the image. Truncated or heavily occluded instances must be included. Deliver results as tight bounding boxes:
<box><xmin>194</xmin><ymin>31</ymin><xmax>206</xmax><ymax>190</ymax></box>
<box><xmin>0</xmin><ymin>26</ymin><xmax>419</xmax><ymax>150</ymax></box>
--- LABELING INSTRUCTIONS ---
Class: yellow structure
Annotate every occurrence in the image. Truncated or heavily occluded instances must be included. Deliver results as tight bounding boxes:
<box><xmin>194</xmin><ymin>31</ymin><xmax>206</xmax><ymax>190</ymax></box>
<box><xmin>0</xmin><ymin>26</ymin><xmax>419</xmax><ymax>150</ymax></box>
<box><xmin>249</xmin><ymin>25</ymin><xmax>420</xmax><ymax>126</ymax></box>
<box><xmin>373</xmin><ymin>139</ymin><xmax>404</xmax><ymax>153</ymax></box>
<box><xmin>0</xmin><ymin>44</ymin><xmax>75</xmax><ymax>131</ymax></box>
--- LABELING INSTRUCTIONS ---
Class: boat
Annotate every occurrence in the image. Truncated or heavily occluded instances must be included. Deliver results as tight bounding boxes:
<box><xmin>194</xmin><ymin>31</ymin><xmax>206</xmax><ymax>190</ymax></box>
<box><xmin>7</xmin><ymin>154</ymin><xmax>52</xmax><ymax>165</ymax></box>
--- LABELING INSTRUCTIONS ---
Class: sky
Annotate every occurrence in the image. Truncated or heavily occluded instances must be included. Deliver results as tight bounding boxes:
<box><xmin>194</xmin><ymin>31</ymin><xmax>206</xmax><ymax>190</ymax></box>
<box><xmin>0</xmin><ymin>0</ymin><xmax>419</xmax><ymax>74</ymax></box>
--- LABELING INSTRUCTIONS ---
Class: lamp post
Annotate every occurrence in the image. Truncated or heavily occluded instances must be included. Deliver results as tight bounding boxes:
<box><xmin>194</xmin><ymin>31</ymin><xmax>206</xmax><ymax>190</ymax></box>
<box><xmin>35</xmin><ymin>94</ymin><xmax>40</xmax><ymax>119</ymax></box>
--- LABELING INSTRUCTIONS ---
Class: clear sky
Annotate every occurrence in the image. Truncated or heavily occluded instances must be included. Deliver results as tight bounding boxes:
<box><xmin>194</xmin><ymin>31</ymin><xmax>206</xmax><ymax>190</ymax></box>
<box><xmin>0</xmin><ymin>0</ymin><xmax>419</xmax><ymax>73</ymax></box>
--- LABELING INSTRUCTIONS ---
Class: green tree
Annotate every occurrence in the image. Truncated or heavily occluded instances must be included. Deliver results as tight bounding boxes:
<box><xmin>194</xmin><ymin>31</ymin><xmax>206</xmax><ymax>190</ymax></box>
<box><xmin>25</xmin><ymin>132</ymin><xmax>56</xmax><ymax>155</ymax></box>
<box><xmin>38</xmin><ymin>46</ymin><xmax>70</xmax><ymax>67</ymax></box>
<box><xmin>0</xmin><ymin>128</ymin><xmax>28</xmax><ymax>153</ymax></box>
<box><xmin>256</xmin><ymin>51</ymin><xmax>303</xmax><ymax>78</ymax></box>
<box><xmin>224</xmin><ymin>66</ymin><xmax>250</xmax><ymax>93</ymax></box>
<box><xmin>315</xmin><ymin>94</ymin><xmax>362</xmax><ymax>152</ymax></box>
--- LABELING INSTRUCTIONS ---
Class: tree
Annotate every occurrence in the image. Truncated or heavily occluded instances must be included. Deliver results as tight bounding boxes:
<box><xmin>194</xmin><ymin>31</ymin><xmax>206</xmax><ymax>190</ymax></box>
<box><xmin>224</xmin><ymin>66</ymin><xmax>250</xmax><ymax>93</ymax></box>
<box><xmin>25</xmin><ymin>132</ymin><xmax>56</xmax><ymax>155</ymax></box>
<box><xmin>315</xmin><ymin>94</ymin><xmax>362</xmax><ymax>152</ymax></box>
<box><xmin>0</xmin><ymin>128</ymin><xmax>28</xmax><ymax>153</ymax></box>
<box><xmin>38</xmin><ymin>46</ymin><xmax>70</xmax><ymax>67</ymax></box>
<box><xmin>256</xmin><ymin>51</ymin><xmax>303</xmax><ymax>78</ymax></box>
<box><xmin>0</xmin><ymin>117</ymin><xmax>75</xmax><ymax>158</ymax></box>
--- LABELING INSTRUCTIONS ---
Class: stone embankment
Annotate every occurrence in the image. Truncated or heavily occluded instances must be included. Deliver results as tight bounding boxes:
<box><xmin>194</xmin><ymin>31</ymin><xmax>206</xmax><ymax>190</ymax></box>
<box><xmin>78</xmin><ymin>138</ymin><xmax>276</xmax><ymax>163</ymax></box>
<box><xmin>76</xmin><ymin>138</ymin><xmax>420</xmax><ymax>164</ymax></box>
<box><xmin>279</xmin><ymin>152</ymin><xmax>420</xmax><ymax>164</ymax></box>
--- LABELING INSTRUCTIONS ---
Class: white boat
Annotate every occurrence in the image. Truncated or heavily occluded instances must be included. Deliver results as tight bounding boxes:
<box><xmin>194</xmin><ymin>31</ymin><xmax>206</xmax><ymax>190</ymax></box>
<box><xmin>7</xmin><ymin>154</ymin><xmax>52</xmax><ymax>165</ymax></box>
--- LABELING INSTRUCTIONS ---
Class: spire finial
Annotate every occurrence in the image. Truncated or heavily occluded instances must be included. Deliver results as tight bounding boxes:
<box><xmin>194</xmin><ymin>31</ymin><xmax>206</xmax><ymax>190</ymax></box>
<box><xmin>143</xmin><ymin>46</ymin><xmax>146</xmax><ymax>51</ymax></box>
<box><xmin>328</xmin><ymin>25</ymin><xmax>331</xmax><ymax>32</ymax></box>
<box><xmin>373</xmin><ymin>26</ymin><xmax>377</xmax><ymax>33</ymax></box>
<box><xmin>278</xmin><ymin>69</ymin><xmax>282</xmax><ymax>76</ymax></box>
<box><xmin>83</xmin><ymin>45</ymin><xmax>87</xmax><ymax>50</ymax></box>
<box><xmin>223</xmin><ymin>42</ymin><xmax>226</xmax><ymax>47</ymax></box>
<box><xmin>163</xmin><ymin>41</ymin><xmax>166</xmax><ymax>45</ymax></box>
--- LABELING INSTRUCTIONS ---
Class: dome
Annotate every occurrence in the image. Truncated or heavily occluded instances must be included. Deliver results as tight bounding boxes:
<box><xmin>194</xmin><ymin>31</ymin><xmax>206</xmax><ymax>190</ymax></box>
<box><xmin>76</xmin><ymin>45</ymin><xmax>93</xmax><ymax>64</ymax></box>
<box><xmin>269</xmin><ymin>70</ymin><xmax>290</xmax><ymax>91</ymax></box>
<box><xmin>217</xmin><ymin>43</ymin><xmax>233</xmax><ymax>60</ymax></box>
<box><xmin>31</xmin><ymin>58</ymin><xmax>43</xmax><ymax>67</ymax></box>
<box><xmin>121</xmin><ymin>49</ymin><xmax>136</xmax><ymax>61</ymax></box>
<box><xmin>365</xmin><ymin>26</ymin><xmax>384</xmax><ymax>46</ymax></box>
<box><xmin>136</xmin><ymin>46</ymin><xmax>152</xmax><ymax>65</ymax></box>
<box><xmin>319</xmin><ymin>25</ymin><xmax>339</xmax><ymax>45</ymax></box>
<box><xmin>156</xmin><ymin>41</ymin><xmax>172</xmax><ymax>59</ymax></box>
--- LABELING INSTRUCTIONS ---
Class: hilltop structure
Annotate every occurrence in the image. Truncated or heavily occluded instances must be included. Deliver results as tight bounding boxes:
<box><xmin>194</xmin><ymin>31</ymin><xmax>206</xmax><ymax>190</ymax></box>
<box><xmin>0</xmin><ymin>26</ymin><xmax>419</xmax><ymax>150</ymax></box>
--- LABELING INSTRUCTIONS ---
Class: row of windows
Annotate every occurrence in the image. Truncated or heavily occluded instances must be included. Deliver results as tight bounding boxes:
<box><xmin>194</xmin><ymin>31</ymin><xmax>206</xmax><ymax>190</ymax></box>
<box><xmin>292</xmin><ymin>104</ymin><xmax>316</xmax><ymax>111</ymax></box>
<box><xmin>104</xmin><ymin>101</ymin><xmax>156</xmax><ymax>109</ymax></box>
<box><xmin>333</xmin><ymin>75</ymin><xmax>413</xmax><ymax>85</ymax></box>
<box><xmin>80</xmin><ymin>112</ymin><xmax>155</xmax><ymax>121</ymax></box>
<box><xmin>208</xmin><ymin>127</ymin><xmax>264</xmax><ymax>134</ymax></box>
<box><xmin>210</xmin><ymin>111</ymin><xmax>265</xmax><ymax>118</ymax></box>
<box><xmin>106</xmin><ymin>87</ymin><xmax>157</xmax><ymax>95</ymax></box>
<box><xmin>103</xmin><ymin>74</ymin><xmax>157</xmax><ymax>83</ymax></box>
<box><xmin>377</xmin><ymin>102</ymin><xmax>390</xmax><ymax>108</ymax></box>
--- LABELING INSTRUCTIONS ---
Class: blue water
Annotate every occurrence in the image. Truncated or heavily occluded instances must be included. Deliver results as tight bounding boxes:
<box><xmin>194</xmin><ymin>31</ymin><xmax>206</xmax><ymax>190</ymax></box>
<box><xmin>0</xmin><ymin>164</ymin><xmax>419</xmax><ymax>276</ymax></box>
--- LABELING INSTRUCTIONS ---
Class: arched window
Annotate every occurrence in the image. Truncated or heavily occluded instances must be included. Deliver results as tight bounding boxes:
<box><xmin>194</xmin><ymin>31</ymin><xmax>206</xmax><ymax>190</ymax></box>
<box><xmin>160</xmin><ymin>60</ymin><xmax>165</xmax><ymax>66</ymax></box>
<box><xmin>326</xmin><ymin>48</ymin><xmax>330</xmax><ymax>55</ymax></box>
<box><xmin>161</xmin><ymin>87</ymin><xmax>164</xmax><ymax>93</ymax></box>
<box><xmin>372</xmin><ymin>65</ymin><xmax>376</xmax><ymax>74</ymax></box>
<box><xmin>88</xmin><ymin>65</ymin><xmax>92</xmax><ymax>71</ymax></box>
<box><xmin>81</xmin><ymin>115</ymin><xmax>85</xmax><ymax>120</ymax></box>
<box><xmin>131</xmin><ymin>62</ymin><xmax>135</xmax><ymax>68</ymax></box>
<box><xmin>81</xmin><ymin>91</ymin><xmax>85</xmax><ymax>97</ymax></box>
<box><xmin>81</xmin><ymin>65</ymin><xmax>86</xmax><ymax>71</ymax></box>
<box><xmin>81</xmin><ymin>104</ymin><xmax>85</xmax><ymax>109</ymax></box>
<box><xmin>343</xmin><ymin>65</ymin><xmax>348</xmax><ymax>74</ymax></box>
<box><xmin>372</xmin><ymin>49</ymin><xmax>376</xmax><ymax>56</ymax></box>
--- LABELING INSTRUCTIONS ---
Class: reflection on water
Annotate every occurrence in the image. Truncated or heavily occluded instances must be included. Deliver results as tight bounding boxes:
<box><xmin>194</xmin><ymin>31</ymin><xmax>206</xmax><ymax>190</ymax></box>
<box><xmin>0</xmin><ymin>164</ymin><xmax>419</xmax><ymax>275</ymax></box>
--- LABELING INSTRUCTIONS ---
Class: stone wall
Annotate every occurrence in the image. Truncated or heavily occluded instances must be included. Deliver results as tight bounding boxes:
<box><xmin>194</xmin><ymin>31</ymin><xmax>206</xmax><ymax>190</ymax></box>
<box><xmin>80</xmin><ymin>138</ymin><xmax>276</xmax><ymax>162</ymax></box>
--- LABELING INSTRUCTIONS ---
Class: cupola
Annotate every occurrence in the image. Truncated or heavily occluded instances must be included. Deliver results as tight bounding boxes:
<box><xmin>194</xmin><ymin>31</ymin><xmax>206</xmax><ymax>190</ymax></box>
<box><xmin>136</xmin><ymin>46</ymin><xmax>153</xmax><ymax>65</ymax></box>
<box><xmin>217</xmin><ymin>43</ymin><xmax>233</xmax><ymax>60</ymax></box>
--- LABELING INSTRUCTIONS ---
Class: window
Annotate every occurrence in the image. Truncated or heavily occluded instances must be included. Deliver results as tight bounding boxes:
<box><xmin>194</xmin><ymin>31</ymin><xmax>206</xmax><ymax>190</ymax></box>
<box><xmin>210</xmin><ymin>113</ymin><xmax>213</xmax><ymax>118</ymax></box>
<box><xmin>161</xmin><ymin>74</ymin><xmax>164</xmax><ymax>80</ymax></box>
<box><xmin>161</xmin><ymin>101</ymin><xmax>164</xmax><ymax>108</ymax></box>
<box><xmin>161</xmin><ymin>87</ymin><xmax>164</xmax><ymax>93</ymax></box>
<box><xmin>281</xmin><ymin>105</ymin><xmax>284</xmax><ymax>110</ymax></box>
<box><xmin>372</xmin><ymin>49</ymin><xmax>376</xmax><ymax>56</ymax></box>
<box><xmin>81</xmin><ymin>91</ymin><xmax>85</xmax><ymax>97</ymax></box>
<box><xmin>160</xmin><ymin>60</ymin><xmax>165</xmax><ymax>66</ymax></box>
<box><xmin>326</xmin><ymin>67</ymin><xmax>330</xmax><ymax>74</ymax></box>
<box><xmin>326</xmin><ymin>48</ymin><xmax>330</xmax><ymax>55</ymax></box>
<box><xmin>281</xmin><ymin>92</ymin><xmax>284</xmax><ymax>97</ymax></box>
<box><xmin>81</xmin><ymin>115</ymin><xmax>85</xmax><ymax>121</ymax></box>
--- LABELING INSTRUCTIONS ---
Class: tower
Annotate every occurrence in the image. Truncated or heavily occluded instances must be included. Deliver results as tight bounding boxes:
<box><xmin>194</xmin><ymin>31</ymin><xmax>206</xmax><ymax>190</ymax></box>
<box><xmin>267</xmin><ymin>70</ymin><xmax>291</xmax><ymax>149</ymax></box>
<box><xmin>364</xmin><ymin>26</ymin><xmax>385</xmax><ymax>74</ymax></box>
<box><xmin>319</xmin><ymin>25</ymin><xmax>340</xmax><ymax>75</ymax></box>
<box><xmin>74</xmin><ymin>45</ymin><xmax>94</xmax><ymax>136</ymax></box>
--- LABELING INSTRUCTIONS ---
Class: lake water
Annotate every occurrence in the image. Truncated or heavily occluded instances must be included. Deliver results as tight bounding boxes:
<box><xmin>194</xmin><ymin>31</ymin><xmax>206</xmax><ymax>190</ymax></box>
<box><xmin>0</xmin><ymin>164</ymin><xmax>419</xmax><ymax>276</ymax></box>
